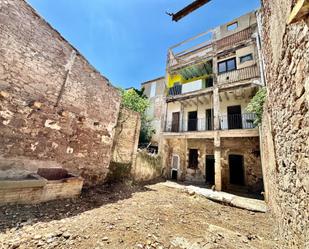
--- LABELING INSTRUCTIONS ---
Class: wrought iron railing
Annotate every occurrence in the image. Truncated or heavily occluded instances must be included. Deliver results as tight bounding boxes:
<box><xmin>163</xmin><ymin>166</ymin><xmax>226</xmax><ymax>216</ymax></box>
<box><xmin>219</xmin><ymin>113</ymin><xmax>256</xmax><ymax>130</ymax></box>
<box><xmin>164</xmin><ymin>117</ymin><xmax>214</xmax><ymax>132</ymax></box>
<box><xmin>164</xmin><ymin>113</ymin><xmax>257</xmax><ymax>132</ymax></box>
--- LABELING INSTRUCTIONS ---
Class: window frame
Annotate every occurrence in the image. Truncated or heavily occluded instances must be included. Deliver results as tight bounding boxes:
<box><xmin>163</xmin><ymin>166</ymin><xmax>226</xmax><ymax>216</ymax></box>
<box><xmin>239</xmin><ymin>53</ymin><xmax>253</xmax><ymax>64</ymax></box>
<box><xmin>217</xmin><ymin>58</ymin><xmax>237</xmax><ymax>74</ymax></box>
<box><xmin>227</xmin><ymin>22</ymin><xmax>238</xmax><ymax>31</ymax></box>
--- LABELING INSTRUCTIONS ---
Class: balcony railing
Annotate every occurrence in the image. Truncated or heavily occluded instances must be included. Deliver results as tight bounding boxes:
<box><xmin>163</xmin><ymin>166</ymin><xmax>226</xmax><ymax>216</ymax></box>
<box><xmin>220</xmin><ymin>113</ymin><xmax>256</xmax><ymax>130</ymax></box>
<box><xmin>217</xmin><ymin>65</ymin><xmax>259</xmax><ymax>85</ymax></box>
<box><xmin>216</xmin><ymin>27</ymin><xmax>253</xmax><ymax>51</ymax></box>
<box><xmin>165</xmin><ymin>117</ymin><xmax>214</xmax><ymax>133</ymax></box>
<box><xmin>164</xmin><ymin>113</ymin><xmax>257</xmax><ymax>132</ymax></box>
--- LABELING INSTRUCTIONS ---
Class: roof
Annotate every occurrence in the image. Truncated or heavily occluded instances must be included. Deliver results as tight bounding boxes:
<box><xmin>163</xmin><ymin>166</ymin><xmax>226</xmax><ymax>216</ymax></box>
<box><xmin>141</xmin><ymin>76</ymin><xmax>165</xmax><ymax>85</ymax></box>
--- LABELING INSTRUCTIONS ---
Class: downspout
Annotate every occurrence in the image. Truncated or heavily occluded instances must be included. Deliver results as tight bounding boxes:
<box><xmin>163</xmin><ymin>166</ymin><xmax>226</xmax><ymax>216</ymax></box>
<box><xmin>255</xmin><ymin>10</ymin><xmax>266</xmax><ymax>87</ymax></box>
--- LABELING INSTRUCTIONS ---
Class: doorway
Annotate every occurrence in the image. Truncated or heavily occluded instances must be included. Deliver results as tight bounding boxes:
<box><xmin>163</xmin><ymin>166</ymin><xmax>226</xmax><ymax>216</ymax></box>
<box><xmin>188</xmin><ymin>149</ymin><xmax>198</xmax><ymax>169</ymax></box>
<box><xmin>188</xmin><ymin>111</ymin><xmax>197</xmax><ymax>131</ymax></box>
<box><xmin>227</xmin><ymin>105</ymin><xmax>242</xmax><ymax>129</ymax></box>
<box><xmin>205</xmin><ymin>109</ymin><xmax>214</xmax><ymax>130</ymax></box>
<box><xmin>171</xmin><ymin>155</ymin><xmax>179</xmax><ymax>181</ymax></box>
<box><xmin>171</xmin><ymin>112</ymin><xmax>180</xmax><ymax>132</ymax></box>
<box><xmin>205</xmin><ymin>155</ymin><xmax>215</xmax><ymax>185</ymax></box>
<box><xmin>229</xmin><ymin>154</ymin><xmax>245</xmax><ymax>185</ymax></box>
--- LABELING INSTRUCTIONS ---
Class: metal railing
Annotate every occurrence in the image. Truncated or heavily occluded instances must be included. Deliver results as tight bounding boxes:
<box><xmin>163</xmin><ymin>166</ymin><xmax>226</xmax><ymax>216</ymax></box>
<box><xmin>164</xmin><ymin>117</ymin><xmax>214</xmax><ymax>132</ymax></box>
<box><xmin>217</xmin><ymin>65</ymin><xmax>260</xmax><ymax>85</ymax></box>
<box><xmin>164</xmin><ymin>113</ymin><xmax>257</xmax><ymax>132</ymax></box>
<box><xmin>219</xmin><ymin>113</ymin><xmax>256</xmax><ymax>130</ymax></box>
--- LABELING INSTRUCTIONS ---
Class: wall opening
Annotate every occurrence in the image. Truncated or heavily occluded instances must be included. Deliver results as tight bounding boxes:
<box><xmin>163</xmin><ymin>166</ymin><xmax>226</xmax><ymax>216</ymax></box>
<box><xmin>188</xmin><ymin>111</ymin><xmax>197</xmax><ymax>131</ymax></box>
<box><xmin>188</xmin><ymin>149</ymin><xmax>198</xmax><ymax>169</ymax></box>
<box><xmin>205</xmin><ymin>155</ymin><xmax>215</xmax><ymax>184</ymax></box>
<box><xmin>227</xmin><ymin>105</ymin><xmax>242</xmax><ymax>129</ymax></box>
<box><xmin>172</xmin><ymin>112</ymin><xmax>180</xmax><ymax>132</ymax></box>
<box><xmin>171</xmin><ymin>154</ymin><xmax>179</xmax><ymax>181</ymax></box>
<box><xmin>229</xmin><ymin>154</ymin><xmax>244</xmax><ymax>185</ymax></box>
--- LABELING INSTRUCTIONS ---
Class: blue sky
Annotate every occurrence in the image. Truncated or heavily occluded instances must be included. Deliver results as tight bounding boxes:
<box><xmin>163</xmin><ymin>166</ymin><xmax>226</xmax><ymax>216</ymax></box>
<box><xmin>27</xmin><ymin>0</ymin><xmax>260</xmax><ymax>89</ymax></box>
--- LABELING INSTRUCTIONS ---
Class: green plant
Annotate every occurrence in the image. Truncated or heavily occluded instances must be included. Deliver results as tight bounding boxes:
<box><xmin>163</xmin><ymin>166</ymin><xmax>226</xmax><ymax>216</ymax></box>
<box><xmin>119</xmin><ymin>88</ymin><xmax>154</xmax><ymax>144</ymax></box>
<box><xmin>246</xmin><ymin>87</ymin><xmax>267</xmax><ymax>125</ymax></box>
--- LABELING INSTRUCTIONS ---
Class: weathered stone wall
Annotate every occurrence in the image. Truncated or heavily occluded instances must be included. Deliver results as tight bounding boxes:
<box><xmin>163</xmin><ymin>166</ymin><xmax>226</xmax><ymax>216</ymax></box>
<box><xmin>162</xmin><ymin>138</ymin><xmax>187</xmax><ymax>180</ymax></box>
<box><xmin>221</xmin><ymin>137</ymin><xmax>263</xmax><ymax>193</ymax></box>
<box><xmin>112</xmin><ymin>107</ymin><xmax>141</xmax><ymax>165</ymax></box>
<box><xmin>0</xmin><ymin>0</ymin><xmax>121</xmax><ymax>186</ymax></box>
<box><xmin>163</xmin><ymin>137</ymin><xmax>262</xmax><ymax>193</ymax></box>
<box><xmin>261</xmin><ymin>1</ymin><xmax>309</xmax><ymax>248</ymax></box>
<box><xmin>132</xmin><ymin>150</ymin><xmax>162</xmax><ymax>182</ymax></box>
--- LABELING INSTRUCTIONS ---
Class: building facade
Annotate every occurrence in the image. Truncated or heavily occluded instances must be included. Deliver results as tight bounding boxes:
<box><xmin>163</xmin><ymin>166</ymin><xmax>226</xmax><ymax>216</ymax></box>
<box><xmin>160</xmin><ymin>11</ymin><xmax>264</xmax><ymax>194</ymax></box>
<box><xmin>141</xmin><ymin>77</ymin><xmax>166</xmax><ymax>147</ymax></box>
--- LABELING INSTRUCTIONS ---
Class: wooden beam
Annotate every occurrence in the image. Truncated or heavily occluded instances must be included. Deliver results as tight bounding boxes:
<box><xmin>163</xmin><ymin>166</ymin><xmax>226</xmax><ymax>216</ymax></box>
<box><xmin>168</xmin><ymin>0</ymin><xmax>212</xmax><ymax>22</ymax></box>
<box><xmin>287</xmin><ymin>0</ymin><xmax>309</xmax><ymax>24</ymax></box>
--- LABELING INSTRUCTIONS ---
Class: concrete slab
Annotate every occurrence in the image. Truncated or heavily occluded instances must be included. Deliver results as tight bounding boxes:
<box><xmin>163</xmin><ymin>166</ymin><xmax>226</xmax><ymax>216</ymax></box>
<box><xmin>161</xmin><ymin>181</ymin><xmax>267</xmax><ymax>212</ymax></box>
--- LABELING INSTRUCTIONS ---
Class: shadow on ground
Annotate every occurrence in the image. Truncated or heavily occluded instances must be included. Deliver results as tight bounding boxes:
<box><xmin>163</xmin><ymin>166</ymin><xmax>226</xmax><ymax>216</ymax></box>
<box><xmin>0</xmin><ymin>181</ymin><xmax>157</xmax><ymax>233</ymax></box>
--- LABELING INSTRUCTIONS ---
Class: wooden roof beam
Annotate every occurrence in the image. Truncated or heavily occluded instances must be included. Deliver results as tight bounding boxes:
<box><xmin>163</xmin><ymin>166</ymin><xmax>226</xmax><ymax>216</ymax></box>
<box><xmin>168</xmin><ymin>0</ymin><xmax>212</xmax><ymax>22</ymax></box>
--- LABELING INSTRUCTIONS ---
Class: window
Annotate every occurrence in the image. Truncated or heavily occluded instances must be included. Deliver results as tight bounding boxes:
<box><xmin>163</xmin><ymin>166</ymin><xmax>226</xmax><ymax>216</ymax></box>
<box><xmin>227</xmin><ymin>22</ymin><xmax>238</xmax><ymax>31</ymax></box>
<box><xmin>188</xmin><ymin>149</ymin><xmax>198</xmax><ymax>169</ymax></box>
<box><xmin>168</xmin><ymin>82</ymin><xmax>182</xmax><ymax>96</ymax></box>
<box><xmin>239</xmin><ymin>54</ymin><xmax>253</xmax><ymax>64</ymax></box>
<box><xmin>218</xmin><ymin>58</ymin><xmax>236</xmax><ymax>74</ymax></box>
<box><xmin>149</xmin><ymin>82</ymin><xmax>157</xmax><ymax>98</ymax></box>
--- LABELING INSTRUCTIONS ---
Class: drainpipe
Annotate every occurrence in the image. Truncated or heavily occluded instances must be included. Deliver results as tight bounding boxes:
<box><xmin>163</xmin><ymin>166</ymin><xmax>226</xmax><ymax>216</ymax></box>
<box><xmin>255</xmin><ymin>10</ymin><xmax>266</xmax><ymax>87</ymax></box>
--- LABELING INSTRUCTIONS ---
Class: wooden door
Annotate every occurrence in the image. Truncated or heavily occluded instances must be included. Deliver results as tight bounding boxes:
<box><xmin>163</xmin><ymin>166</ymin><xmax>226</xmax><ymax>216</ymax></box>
<box><xmin>171</xmin><ymin>112</ymin><xmax>180</xmax><ymax>132</ymax></box>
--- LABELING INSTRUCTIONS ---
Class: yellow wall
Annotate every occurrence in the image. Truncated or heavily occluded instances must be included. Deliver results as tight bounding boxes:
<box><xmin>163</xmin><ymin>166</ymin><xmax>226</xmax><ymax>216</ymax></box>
<box><xmin>167</xmin><ymin>74</ymin><xmax>183</xmax><ymax>88</ymax></box>
<box><xmin>167</xmin><ymin>73</ymin><xmax>212</xmax><ymax>88</ymax></box>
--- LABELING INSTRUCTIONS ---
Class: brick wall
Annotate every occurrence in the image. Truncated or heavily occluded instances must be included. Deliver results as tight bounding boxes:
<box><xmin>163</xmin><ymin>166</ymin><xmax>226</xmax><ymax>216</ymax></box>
<box><xmin>261</xmin><ymin>1</ymin><xmax>309</xmax><ymax>247</ymax></box>
<box><xmin>0</xmin><ymin>0</ymin><xmax>121</xmax><ymax>186</ymax></box>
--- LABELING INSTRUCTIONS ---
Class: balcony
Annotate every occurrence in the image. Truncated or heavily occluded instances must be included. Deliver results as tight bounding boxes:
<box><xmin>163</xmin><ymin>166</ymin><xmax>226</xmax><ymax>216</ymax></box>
<box><xmin>217</xmin><ymin>65</ymin><xmax>260</xmax><ymax>86</ymax></box>
<box><xmin>219</xmin><ymin>113</ymin><xmax>256</xmax><ymax>130</ymax></box>
<box><xmin>164</xmin><ymin>113</ymin><xmax>256</xmax><ymax>133</ymax></box>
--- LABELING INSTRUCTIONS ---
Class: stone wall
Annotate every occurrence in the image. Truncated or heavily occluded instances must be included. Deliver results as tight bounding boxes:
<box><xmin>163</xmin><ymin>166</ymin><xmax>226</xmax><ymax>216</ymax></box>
<box><xmin>163</xmin><ymin>137</ymin><xmax>262</xmax><ymax>193</ymax></box>
<box><xmin>221</xmin><ymin>137</ymin><xmax>263</xmax><ymax>193</ymax></box>
<box><xmin>0</xmin><ymin>0</ymin><xmax>121</xmax><ymax>186</ymax></box>
<box><xmin>261</xmin><ymin>1</ymin><xmax>309</xmax><ymax>248</ymax></box>
<box><xmin>132</xmin><ymin>150</ymin><xmax>162</xmax><ymax>182</ymax></box>
<box><xmin>112</xmin><ymin>107</ymin><xmax>140</xmax><ymax>166</ymax></box>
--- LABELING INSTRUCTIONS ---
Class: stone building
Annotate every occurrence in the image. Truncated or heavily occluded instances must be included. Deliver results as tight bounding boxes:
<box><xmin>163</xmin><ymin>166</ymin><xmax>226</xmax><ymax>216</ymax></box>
<box><xmin>141</xmin><ymin>77</ymin><xmax>166</xmax><ymax>148</ymax></box>
<box><xmin>259</xmin><ymin>1</ymin><xmax>309</xmax><ymax>248</ymax></box>
<box><xmin>160</xmin><ymin>11</ymin><xmax>264</xmax><ymax>194</ymax></box>
<box><xmin>0</xmin><ymin>0</ymin><xmax>139</xmax><ymax>186</ymax></box>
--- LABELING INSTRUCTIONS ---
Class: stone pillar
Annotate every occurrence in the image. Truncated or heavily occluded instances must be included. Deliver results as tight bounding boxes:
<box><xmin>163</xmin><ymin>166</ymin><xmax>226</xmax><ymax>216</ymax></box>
<box><xmin>214</xmin><ymin>132</ymin><xmax>222</xmax><ymax>191</ymax></box>
<box><xmin>212</xmin><ymin>57</ymin><xmax>222</xmax><ymax>191</ymax></box>
<box><xmin>179</xmin><ymin>102</ymin><xmax>184</xmax><ymax>132</ymax></box>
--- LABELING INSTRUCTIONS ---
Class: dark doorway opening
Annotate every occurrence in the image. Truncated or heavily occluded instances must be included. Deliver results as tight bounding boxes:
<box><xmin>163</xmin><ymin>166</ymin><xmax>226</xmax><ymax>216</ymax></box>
<box><xmin>171</xmin><ymin>170</ymin><xmax>178</xmax><ymax>180</ymax></box>
<box><xmin>229</xmin><ymin>154</ymin><xmax>245</xmax><ymax>185</ymax></box>
<box><xmin>188</xmin><ymin>149</ymin><xmax>198</xmax><ymax>169</ymax></box>
<box><xmin>205</xmin><ymin>109</ymin><xmax>214</xmax><ymax>130</ymax></box>
<box><xmin>205</xmin><ymin>155</ymin><xmax>215</xmax><ymax>185</ymax></box>
<box><xmin>171</xmin><ymin>112</ymin><xmax>180</xmax><ymax>132</ymax></box>
<box><xmin>188</xmin><ymin>111</ymin><xmax>197</xmax><ymax>131</ymax></box>
<box><xmin>227</xmin><ymin>105</ymin><xmax>242</xmax><ymax>129</ymax></box>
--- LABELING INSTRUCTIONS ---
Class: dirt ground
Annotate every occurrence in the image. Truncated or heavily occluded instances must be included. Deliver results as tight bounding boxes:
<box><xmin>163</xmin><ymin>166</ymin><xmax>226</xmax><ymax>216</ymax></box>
<box><xmin>0</xmin><ymin>181</ymin><xmax>279</xmax><ymax>249</ymax></box>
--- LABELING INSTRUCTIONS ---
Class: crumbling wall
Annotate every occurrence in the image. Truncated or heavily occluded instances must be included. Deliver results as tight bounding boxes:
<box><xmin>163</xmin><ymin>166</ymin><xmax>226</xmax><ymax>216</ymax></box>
<box><xmin>162</xmin><ymin>138</ymin><xmax>187</xmax><ymax>180</ymax></box>
<box><xmin>112</xmin><ymin>107</ymin><xmax>141</xmax><ymax>165</ymax></box>
<box><xmin>261</xmin><ymin>1</ymin><xmax>309</xmax><ymax>247</ymax></box>
<box><xmin>132</xmin><ymin>150</ymin><xmax>162</xmax><ymax>182</ymax></box>
<box><xmin>221</xmin><ymin>137</ymin><xmax>263</xmax><ymax>193</ymax></box>
<box><xmin>0</xmin><ymin>0</ymin><xmax>121</xmax><ymax>186</ymax></box>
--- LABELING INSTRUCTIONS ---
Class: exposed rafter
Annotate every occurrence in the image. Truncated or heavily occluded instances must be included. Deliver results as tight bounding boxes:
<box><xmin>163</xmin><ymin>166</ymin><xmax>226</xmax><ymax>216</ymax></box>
<box><xmin>167</xmin><ymin>0</ymin><xmax>212</xmax><ymax>22</ymax></box>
